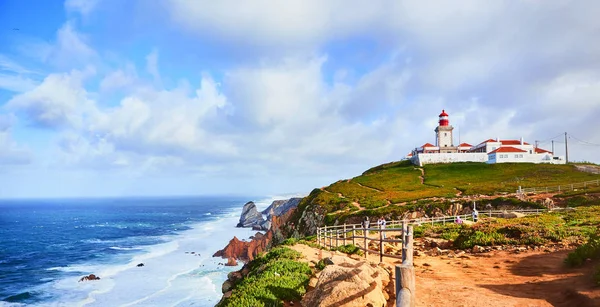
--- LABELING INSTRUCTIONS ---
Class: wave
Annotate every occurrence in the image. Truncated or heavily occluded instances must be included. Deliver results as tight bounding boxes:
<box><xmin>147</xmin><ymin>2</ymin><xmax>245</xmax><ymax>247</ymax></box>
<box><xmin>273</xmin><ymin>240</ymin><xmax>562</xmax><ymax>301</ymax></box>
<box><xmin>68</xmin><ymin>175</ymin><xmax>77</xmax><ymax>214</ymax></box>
<box><xmin>108</xmin><ymin>246</ymin><xmax>141</xmax><ymax>251</ymax></box>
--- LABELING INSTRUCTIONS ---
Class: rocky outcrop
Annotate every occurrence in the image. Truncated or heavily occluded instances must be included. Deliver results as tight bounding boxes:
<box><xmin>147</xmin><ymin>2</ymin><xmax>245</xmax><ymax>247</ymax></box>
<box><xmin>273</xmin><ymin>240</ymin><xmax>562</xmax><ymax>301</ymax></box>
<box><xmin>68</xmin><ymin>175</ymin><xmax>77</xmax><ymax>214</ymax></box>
<box><xmin>212</xmin><ymin>235</ymin><xmax>270</xmax><ymax>263</ymax></box>
<box><xmin>263</xmin><ymin>198</ymin><xmax>302</xmax><ymax>219</ymax></box>
<box><xmin>79</xmin><ymin>274</ymin><xmax>100</xmax><ymax>282</ymax></box>
<box><xmin>302</xmin><ymin>255</ymin><xmax>390</xmax><ymax>307</ymax></box>
<box><xmin>236</xmin><ymin>201</ymin><xmax>264</xmax><ymax>228</ymax></box>
<box><xmin>215</xmin><ymin>207</ymin><xmax>297</xmax><ymax>263</ymax></box>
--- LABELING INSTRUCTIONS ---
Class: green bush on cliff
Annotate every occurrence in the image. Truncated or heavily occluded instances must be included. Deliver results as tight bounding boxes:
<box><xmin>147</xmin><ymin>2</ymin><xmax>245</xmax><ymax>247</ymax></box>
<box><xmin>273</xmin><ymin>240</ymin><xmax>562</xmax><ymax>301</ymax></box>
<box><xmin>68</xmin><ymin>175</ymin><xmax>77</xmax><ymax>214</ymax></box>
<box><xmin>334</xmin><ymin>244</ymin><xmax>364</xmax><ymax>256</ymax></box>
<box><xmin>217</xmin><ymin>247</ymin><xmax>311</xmax><ymax>307</ymax></box>
<box><xmin>565</xmin><ymin>233</ymin><xmax>600</xmax><ymax>267</ymax></box>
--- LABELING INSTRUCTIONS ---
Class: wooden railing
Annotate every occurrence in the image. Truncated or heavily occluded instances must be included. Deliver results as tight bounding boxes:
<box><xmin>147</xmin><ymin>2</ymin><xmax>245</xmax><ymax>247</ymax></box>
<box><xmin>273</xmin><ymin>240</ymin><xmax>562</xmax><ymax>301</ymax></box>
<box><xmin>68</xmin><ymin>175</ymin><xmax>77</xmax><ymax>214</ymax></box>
<box><xmin>518</xmin><ymin>179</ymin><xmax>600</xmax><ymax>194</ymax></box>
<box><xmin>316</xmin><ymin>208</ymin><xmax>553</xmax><ymax>262</ymax></box>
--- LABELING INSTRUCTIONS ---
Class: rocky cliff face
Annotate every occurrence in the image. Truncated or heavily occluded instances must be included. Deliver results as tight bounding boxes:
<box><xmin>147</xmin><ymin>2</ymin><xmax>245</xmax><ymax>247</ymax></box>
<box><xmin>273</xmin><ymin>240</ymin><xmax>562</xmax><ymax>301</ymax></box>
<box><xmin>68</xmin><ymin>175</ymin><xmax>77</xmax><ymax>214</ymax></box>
<box><xmin>263</xmin><ymin>198</ymin><xmax>302</xmax><ymax>219</ymax></box>
<box><xmin>215</xmin><ymin>200</ymin><xmax>299</xmax><ymax>263</ymax></box>
<box><xmin>212</xmin><ymin>232</ymin><xmax>271</xmax><ymax>263</ymax></box>
<box><xmin>236</xmin><ymin>201</ymin><xmax>264</xmax><ymax>228</ymax></box>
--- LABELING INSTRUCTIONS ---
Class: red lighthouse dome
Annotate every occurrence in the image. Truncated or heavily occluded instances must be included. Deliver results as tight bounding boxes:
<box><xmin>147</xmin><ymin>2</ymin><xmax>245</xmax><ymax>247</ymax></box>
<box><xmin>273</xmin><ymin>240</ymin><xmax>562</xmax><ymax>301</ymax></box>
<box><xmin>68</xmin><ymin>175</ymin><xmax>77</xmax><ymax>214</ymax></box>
<box><xmin>438</xmin><ymin>109</ymin><xmax>449</xmax><ymax>126</ymax></box>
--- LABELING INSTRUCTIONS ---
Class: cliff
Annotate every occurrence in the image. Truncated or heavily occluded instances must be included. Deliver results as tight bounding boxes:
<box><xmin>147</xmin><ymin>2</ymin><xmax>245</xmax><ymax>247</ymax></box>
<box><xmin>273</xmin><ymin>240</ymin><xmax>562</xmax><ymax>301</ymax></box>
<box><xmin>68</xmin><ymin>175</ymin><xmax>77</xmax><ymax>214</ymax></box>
<box><xmin>236</xmin><ymin>201</ymin><xmax>264</xmax><ymax>228</ymax></box>
<box><xmin>214</xmin><ymin>206</ymin><xmax>297</xmax><ymax>263</ymax></box>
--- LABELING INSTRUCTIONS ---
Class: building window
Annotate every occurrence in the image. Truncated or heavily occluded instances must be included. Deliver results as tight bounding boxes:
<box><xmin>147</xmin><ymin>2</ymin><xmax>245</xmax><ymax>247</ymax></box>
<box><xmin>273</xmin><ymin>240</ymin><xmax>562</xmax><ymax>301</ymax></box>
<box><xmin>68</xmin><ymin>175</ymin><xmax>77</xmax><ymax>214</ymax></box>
<box><xmin>444</xmin><ymin>133</ymin><xmax>447</xmax><ymax>136</ymax></box>
<box><xmin>444</xmin><ymin>145</ymin><xmax>447</xmax><ymax>147</ymax></box>
<box><xmin>519</xmin><ymin>154</ymin><xmax>523</xmax><ymax>158</ymax></box>
<box><xmin>514</xmin><ymin>154</ymin><xmax>519</xmax><ymax>158</ymax></box>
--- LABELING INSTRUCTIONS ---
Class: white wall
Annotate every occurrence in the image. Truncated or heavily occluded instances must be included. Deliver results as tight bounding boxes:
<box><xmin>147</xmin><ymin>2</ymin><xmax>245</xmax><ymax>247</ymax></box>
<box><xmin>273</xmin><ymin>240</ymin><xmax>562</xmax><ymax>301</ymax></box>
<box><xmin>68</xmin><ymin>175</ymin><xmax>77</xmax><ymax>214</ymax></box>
<box><xmin>487</xmin><ymin>153</ymin><xmax>566</xmax><ymax>164</ymax></box>
<box><xmin>412</xmin><ymin>153</ymin><xmax>488</xmax><ymax>166</ymax></box>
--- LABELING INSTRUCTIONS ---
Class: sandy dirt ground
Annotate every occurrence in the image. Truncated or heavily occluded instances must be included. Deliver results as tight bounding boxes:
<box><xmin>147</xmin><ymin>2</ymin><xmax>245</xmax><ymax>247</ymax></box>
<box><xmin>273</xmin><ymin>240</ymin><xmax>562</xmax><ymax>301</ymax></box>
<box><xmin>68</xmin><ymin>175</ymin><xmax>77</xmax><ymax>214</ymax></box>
<box><xmin>290</xmin><ymin>244</ymin><xmax>600</xmax><ymax>307</ymax></box>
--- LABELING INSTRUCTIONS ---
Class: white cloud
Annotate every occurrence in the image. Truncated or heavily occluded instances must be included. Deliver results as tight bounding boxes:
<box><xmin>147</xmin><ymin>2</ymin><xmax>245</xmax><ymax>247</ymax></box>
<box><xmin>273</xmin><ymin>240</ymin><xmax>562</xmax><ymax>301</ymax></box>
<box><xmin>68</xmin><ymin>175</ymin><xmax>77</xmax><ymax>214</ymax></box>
<box><xmin>99</xmin><ymin>66</ymin><xmax>137</xmax><ymax>92</ymax></box>
<box><xmin>0</xmin><ymin>74</ymin><xmax>38</xmax><ymax>93</ymax></box>
<box><xmin>65</xmin><ymin>0</ymin><xmax>99</xmax><ymax>16</ymax></box>
<box><xmin>165</xmin><ymin>0</ymin><xmax>391</xmax><ymax>48</ymax></box>
<box><xmin>0</xmin><ymin>115</ymin><xmax>31</xmax><ymax>166</ymax></box>
<box><xmin>18</xmin><ymin>23</ymin><xmax>96</xmax><ymax>69</ymax></box>
<box><xmin>145</xmin><ymin>49</ymin><xmax>161</xmax><ymax>85</ymax></box>
<box><xmin>6</xmin><ymin>68</ymin><xmax>96</xmax><ymax>129</ymax></box>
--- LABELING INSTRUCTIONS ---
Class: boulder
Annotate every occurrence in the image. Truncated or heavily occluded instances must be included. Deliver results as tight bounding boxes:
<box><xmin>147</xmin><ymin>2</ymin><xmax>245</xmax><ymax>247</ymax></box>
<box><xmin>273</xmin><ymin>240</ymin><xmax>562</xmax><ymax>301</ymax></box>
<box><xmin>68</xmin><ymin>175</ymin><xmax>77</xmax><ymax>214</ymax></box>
<box><xmin>222</xmin><ymin>280</ymin><xmax>234</xmax><ymax>293</ymax></box>
<box><xmin>237</xmin><ymin>201</ymin><xmax>264</xmax><ymax>228</ymax></box>
<box><xmin>302</xmin><ymin>256</ymin><xmax>388</xmax><ymax>307</ymax></box>
<box><xmin>226</xmin><ymin>257</ymin><xmax>238</xmax><ymax>266</ymax></box>
<box><xmin>79</xmin><ymin>274</ymin><xmax>100</xmax><ymax>282</ymax></box>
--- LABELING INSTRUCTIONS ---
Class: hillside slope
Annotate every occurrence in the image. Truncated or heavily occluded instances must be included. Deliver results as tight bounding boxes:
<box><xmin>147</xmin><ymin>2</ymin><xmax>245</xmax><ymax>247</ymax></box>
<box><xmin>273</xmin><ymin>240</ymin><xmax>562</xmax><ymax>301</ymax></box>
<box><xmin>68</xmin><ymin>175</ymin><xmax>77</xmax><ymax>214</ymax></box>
<box><xmin>293</xmin><ymin>161</ymin><xmax>600</xmax><ymax>233</ymax></box>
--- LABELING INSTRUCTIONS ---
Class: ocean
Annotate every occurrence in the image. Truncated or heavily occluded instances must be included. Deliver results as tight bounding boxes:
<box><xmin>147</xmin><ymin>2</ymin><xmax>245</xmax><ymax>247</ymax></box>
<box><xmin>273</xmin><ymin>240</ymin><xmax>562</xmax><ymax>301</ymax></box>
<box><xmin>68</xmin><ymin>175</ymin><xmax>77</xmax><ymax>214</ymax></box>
<box><xmin>0</xmin><ymin>196</ymin><xmax>273</xmax><ymax>307</ymax></box>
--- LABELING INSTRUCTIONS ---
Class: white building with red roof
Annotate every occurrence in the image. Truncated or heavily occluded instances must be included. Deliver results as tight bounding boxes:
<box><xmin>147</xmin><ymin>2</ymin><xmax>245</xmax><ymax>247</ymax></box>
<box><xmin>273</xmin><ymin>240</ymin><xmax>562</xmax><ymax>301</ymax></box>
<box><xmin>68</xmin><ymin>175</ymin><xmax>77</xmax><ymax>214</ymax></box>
<box><xmin>410</xmin><ymin>110</ymin><xmax>565</xmax><ymax>166</ymax></box>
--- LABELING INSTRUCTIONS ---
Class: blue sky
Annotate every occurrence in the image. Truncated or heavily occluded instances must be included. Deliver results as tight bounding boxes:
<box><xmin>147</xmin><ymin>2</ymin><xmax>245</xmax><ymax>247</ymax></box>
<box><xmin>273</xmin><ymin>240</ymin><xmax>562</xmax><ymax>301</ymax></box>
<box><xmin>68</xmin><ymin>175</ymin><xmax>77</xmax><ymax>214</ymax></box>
<box><xmin>1</xmin><ymin>0</ymin><xmax>600</xmax><ymax>198</ymax></box>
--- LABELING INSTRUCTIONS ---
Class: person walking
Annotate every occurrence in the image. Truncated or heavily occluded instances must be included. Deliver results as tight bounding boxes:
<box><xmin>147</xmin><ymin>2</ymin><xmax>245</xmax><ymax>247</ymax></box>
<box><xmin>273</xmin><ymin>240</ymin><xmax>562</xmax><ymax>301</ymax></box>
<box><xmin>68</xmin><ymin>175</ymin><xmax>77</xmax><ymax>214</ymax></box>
<box><xmin>377</xmin><ymin>217</ymin><xmax>387</xmax><ymax>239</ymax></box>
<box><xmin>364</xmin><ymin>216</ymin><xmax>370</xmax><ymax>229</ymax></box>
<box><xmin>472</xmin><ymin>209</ymin><xmax>479</xmax><ymax>222</ymax></box>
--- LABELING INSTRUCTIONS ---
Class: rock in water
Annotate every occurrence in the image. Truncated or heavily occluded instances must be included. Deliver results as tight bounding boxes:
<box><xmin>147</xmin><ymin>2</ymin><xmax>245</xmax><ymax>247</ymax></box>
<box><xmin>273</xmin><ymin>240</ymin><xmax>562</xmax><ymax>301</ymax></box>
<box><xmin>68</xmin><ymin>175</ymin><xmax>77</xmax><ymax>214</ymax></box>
<box><xmin>237</xmin><ymin>201</ymin><xmax>264</xmax><ymax>228</ymax></box>
<box><xmin>79</xmin><ymin>274</ymin><xmax>101</xmax><ymax>282</ymax></box>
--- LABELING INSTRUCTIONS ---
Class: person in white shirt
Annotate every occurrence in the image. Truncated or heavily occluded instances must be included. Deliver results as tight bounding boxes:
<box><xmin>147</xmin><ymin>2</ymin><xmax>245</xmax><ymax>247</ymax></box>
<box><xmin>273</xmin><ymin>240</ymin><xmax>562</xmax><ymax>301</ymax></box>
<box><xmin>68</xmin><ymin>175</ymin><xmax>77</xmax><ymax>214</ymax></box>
<box><xmin>377</xmin><ymin>217</ymin><xmax>387</xmax><ymax>239</ymax></box>
<box><xmin>472</xmin><ymin>209</ymin><xmax>479</xmax><ymax>222</ymax></box>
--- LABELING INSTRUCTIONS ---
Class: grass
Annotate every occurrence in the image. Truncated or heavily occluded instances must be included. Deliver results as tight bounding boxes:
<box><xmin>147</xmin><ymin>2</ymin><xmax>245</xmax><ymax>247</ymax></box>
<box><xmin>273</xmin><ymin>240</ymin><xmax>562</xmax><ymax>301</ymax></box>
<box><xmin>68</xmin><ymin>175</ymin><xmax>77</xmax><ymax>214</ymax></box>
<box><xmin>565</xmin><ymin>233</ymin><xmax>600</xmax><ymax>267</ymax></box>
<box><xmin>294</xmin><ymin>162</ymin><xmax>600</xmax><ymax>227</ymax></box>
<box><xmin>411</xmin><ymin>206</ymin><xmax>600</xmax><ymax>250</ymax></box>
<box><xmin>217</xmin><ymin>247</ymin><xmax>312</xmax><ymax>307</ymax></box>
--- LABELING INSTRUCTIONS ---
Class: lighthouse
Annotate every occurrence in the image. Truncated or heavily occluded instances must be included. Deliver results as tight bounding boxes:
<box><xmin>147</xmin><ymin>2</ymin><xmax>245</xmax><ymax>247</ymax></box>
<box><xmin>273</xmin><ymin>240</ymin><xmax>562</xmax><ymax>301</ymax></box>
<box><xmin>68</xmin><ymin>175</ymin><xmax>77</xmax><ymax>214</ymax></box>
<box><xmin>435</xmin><ymin>109</ymin><xmax>454</xmax><ymax>149</ymax></box>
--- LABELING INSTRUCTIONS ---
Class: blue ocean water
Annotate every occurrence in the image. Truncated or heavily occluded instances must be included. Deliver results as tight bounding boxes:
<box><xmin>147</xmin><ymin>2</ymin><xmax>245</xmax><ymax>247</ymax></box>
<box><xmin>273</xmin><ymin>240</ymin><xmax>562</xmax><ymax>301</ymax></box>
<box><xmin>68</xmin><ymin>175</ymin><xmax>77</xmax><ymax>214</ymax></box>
<box><xmin>0</xmin><ymin>196</ymin><xmax>265</xmax><ymax>307</ymax></box>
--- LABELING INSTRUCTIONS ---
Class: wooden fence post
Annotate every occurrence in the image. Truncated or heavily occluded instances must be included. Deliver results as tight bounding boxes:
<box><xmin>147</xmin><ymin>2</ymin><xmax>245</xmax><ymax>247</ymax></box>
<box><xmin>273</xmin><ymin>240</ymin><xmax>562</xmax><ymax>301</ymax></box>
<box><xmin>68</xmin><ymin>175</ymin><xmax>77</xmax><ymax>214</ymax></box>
<box><xmin>364</xmin><ymin>226</ymin><xmax>368</xmax><ymax>259</ymax></box>
<box><xmin>343</xmin><ymin>224</ymin><xmax>347</xmax><ymax>246</ymax></box>
<box><xmin>397</xmin><ymin>224</ymin><xmax>415</xmax><ymax>307</ymax></box>
<box><xmin>352</xmin><ymin>225</ymin><xmax>356</xmax><ymax>246</ymax></box>
<box><xmin>379</xmin><ymin>226</ymin><xmax>383</xmax><ymax>263</ymax></box>
<box><xmin>336</xmin><ymin>229</ymin><xmax>339</xmax><ymax>248</ymax></box>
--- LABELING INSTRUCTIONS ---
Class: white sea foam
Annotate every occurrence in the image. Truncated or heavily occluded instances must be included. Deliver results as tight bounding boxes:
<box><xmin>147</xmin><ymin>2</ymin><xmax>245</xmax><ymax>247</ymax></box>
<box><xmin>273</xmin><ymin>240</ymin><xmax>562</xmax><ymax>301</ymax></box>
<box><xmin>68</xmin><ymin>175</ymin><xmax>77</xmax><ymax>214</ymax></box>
<box><xmin>38</xmin><ymin>203</ymin><xmax>255</xmax><ymax>307</ymax></box>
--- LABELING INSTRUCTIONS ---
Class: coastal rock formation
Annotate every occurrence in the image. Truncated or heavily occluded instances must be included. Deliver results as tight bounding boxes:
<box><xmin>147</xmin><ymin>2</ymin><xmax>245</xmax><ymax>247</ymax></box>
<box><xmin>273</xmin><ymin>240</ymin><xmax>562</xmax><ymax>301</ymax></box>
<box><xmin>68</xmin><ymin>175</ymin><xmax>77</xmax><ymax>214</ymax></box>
<box><xmin>302</xmin><ymin>255</ymin><xmax>389</xmax><ymax>307</ymax></box>
<box><xmin>262</xmin><ymin>198</ymin><xmax>302</xmax><ymax>219</ymax></box>
<box><xmin>213</xmin><ymin>235</ymin><xmax>270</xmax><ymax>263</ymax></box>
<box><xmin>236</xmin><ymin>201</ymin><xmax>264</xmax><ymax>228</ymax></box>
<box><xmin>215</xmin><ymin>206</ymin><xmax>297</xmax><ymax>263</ymax></box>
<box><xmin>78</xmin><ymin>274</ymin><xmax>100</xmax><ymax>282</ymax></box>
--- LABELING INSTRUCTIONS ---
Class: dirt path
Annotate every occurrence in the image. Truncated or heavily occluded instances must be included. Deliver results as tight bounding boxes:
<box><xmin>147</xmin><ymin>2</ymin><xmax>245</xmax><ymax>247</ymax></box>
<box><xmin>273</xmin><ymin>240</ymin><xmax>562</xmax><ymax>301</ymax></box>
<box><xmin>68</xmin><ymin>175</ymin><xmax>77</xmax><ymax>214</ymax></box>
<box><xmin>416</xmin><ymin>167</ymin><xmax>425</xmax><ymax>184</ymax></box>
<box><xmin>291</xmin><ymin>244</ymin><xmax>600</xmax><ymax>307</ymax></box>
<box><xmin>354</xmin><ymin>181</ymin><xmax>384</xmax><ymax>192</ymax></box>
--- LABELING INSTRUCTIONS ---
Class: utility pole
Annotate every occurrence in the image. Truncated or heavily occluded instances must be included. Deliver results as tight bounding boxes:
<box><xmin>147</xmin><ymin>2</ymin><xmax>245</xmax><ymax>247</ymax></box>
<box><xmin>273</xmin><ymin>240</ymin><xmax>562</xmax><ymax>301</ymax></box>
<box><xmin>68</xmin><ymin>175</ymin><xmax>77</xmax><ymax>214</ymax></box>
<box><xmin>552</xmin><ymin>140</ymin><xmax>554</xmax><ymax>154</ymax></box>
<box><xmin>535</xmin><ymin>140</ymin><xmax>539</xmax><ymax>148</ymax></box>
<box><xmin>565</xmin><ymin>132</ymin><xmax>569</xmax><ymax>163</ymax></box>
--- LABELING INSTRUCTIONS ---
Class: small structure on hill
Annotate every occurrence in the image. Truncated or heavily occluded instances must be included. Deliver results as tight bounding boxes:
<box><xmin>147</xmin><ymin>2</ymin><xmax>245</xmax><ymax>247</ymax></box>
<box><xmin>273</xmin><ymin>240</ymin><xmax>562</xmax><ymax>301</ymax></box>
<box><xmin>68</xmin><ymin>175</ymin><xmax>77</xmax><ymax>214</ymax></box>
<box><xmin>410</xmin><ymin>110</ymin><xmax>566</xmax><ymax>166</ymax></box>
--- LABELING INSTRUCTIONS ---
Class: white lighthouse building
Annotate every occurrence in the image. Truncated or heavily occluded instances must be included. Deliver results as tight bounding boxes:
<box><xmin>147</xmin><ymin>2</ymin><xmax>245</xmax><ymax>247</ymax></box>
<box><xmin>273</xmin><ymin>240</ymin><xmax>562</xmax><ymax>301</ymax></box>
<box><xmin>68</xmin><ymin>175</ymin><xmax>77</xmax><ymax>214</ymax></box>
<box><xmin>410</xmin><ymin>110</ymin><xmax>566</xmax><ymax>166</ymax></box>
<box><xmin>435</xmin><ymin>110</ymin><xmax>454</xmax><ymax>150</ymax></box>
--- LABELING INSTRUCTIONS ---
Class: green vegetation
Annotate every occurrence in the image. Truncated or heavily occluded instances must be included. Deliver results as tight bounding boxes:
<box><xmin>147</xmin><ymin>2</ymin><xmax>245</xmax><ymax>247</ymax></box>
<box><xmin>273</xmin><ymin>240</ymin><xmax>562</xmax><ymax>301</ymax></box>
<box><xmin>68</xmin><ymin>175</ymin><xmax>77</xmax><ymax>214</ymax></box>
<box><xmin>333</xmin><ymin>244</ymin><xmax>364</xmax><ymax>256</ymax></box>
<box><xmin>565</xmin><ymin>233</ymin><xmax>600</xmax><ymax>267</ymax></box>
<box><xmin>413</xmin><ymin>206</ymin><xmax>600</xmax><ymax>250</ymax></box>
<box><xmin>217</xmin><ymin>247</ymin><xmax>312</xmax><ymax>307</ymax></box>
<box><xmin>295</xmin><ymin>161</ymin><xmax>600</xmax><ymax>227</ymax></box>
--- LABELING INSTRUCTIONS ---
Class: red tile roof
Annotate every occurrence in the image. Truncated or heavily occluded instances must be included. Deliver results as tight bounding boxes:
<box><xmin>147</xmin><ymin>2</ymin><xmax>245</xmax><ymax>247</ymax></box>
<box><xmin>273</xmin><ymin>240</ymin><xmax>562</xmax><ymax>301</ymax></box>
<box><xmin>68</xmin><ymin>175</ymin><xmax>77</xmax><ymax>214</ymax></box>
<box><xmin>476</xmin><ymin>139</ymin><xmax>497</xmax><ymax>146</ymax></box>
<box><xmin>501</xmin><ymin>140</ymin><xmax>530</xmax><ymax>145</ymax></box>
<box><xmin>534</xmin><ymin>148</ymin><xmax>552</xmax><ymax>154</ymax></box>
<box><xmin>421</xmin><ymin>143</ymin><xmax>436</xmax><ymax>148</ymax></box>
<box><xmin>458</xmin><ymin>143</ymin><xmax>472</xmax><ymax>147</ymax></box>
<box><xmin>488</xmin><ymin>146</ymin><xmax>528</xmax><ymax>154</ymax></box>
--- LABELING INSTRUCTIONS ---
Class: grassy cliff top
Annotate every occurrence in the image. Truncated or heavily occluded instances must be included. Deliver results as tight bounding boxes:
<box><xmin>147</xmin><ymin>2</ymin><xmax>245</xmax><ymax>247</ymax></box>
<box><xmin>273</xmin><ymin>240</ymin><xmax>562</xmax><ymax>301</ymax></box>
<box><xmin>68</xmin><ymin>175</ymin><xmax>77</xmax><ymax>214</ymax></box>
<box><xmin>301</xmin><ymin>161</ymin><xmax>600</xmax><ymax>218</ymax></box>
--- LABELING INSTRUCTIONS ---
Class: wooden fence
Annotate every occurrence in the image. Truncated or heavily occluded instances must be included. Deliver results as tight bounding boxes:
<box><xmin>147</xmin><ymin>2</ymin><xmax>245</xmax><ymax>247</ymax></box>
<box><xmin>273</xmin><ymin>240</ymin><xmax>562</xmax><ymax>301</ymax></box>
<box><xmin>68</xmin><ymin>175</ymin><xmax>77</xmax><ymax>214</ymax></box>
<box><xmin>518</xmin><ymin>179</ymin><xmax>600</xmax><ymax>194</ymax></box>
<box><xmin>316</xmin><ymin>209</ymin><xmax>552</xmax><ymax>262</ymax></box>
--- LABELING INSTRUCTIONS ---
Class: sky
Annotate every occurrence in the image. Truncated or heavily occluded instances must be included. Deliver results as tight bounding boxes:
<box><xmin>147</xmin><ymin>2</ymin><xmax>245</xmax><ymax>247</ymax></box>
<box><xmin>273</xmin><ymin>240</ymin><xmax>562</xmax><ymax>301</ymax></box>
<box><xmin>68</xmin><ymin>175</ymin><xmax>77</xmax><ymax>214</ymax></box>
<box><xmin>0</xmin><ymin>0</ymin><xmax>599</xmax><ymax>198</ymax></box>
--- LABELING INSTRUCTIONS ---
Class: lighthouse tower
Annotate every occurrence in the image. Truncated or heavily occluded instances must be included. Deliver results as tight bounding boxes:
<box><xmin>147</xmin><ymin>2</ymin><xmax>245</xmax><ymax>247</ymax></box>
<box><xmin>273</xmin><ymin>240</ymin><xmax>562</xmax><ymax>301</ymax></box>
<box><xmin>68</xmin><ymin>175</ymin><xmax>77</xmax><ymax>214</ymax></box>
<box><xmin>435</xmin><ymin>110</ymin><xmax>454</xmax><ymax>149</ymax></box>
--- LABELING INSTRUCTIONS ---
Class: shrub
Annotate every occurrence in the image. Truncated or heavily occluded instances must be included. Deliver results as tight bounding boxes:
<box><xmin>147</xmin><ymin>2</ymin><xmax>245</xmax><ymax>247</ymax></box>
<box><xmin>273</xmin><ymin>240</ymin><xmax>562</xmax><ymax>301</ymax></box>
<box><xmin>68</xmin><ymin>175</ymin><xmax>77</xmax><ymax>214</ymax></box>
<box><xmin>565</xmin><ymin>233</ymin><xmax>600</xmax><ymax>267</ymax></box>
<box><xmin>334</xmin><ymin>244</ymin><xmax>364</xmax><ymax>256</ymax></box>
<box><xmin>218</xmin><ymin>247</ymin><xmax>311</xmax><ymax>307</ymax></box>
<box><xmin>594</xmin><ymin>266</ymin><xmax>600</xmax><ymax>286</ymax></box>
